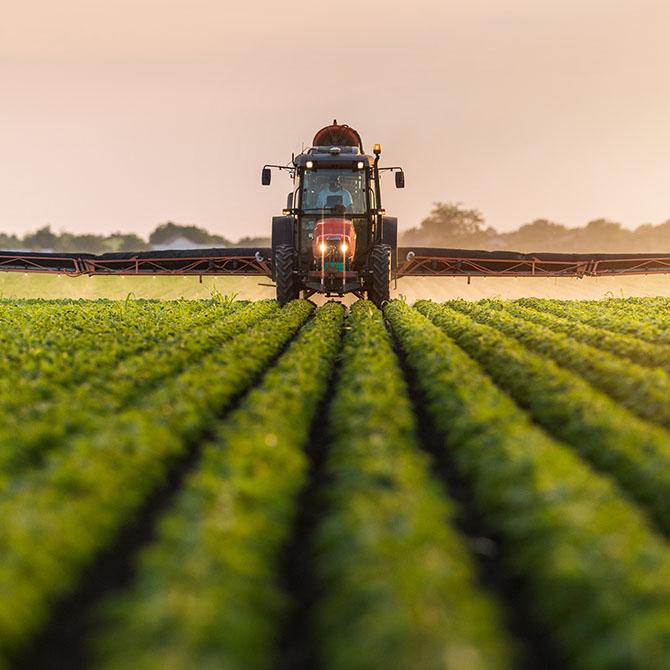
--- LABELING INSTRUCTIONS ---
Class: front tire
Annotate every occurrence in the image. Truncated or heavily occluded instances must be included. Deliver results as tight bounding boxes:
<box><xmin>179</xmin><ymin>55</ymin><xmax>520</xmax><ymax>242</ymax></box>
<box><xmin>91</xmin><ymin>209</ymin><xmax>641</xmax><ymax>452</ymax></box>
<box><xmin>274</xmin><ymin>244</ymin><xmax>300</xmax><ymax>305</ymax></box>
<box><xmin>368</xmin><ymin>244</ymin><xmax>391</xmax><ymax>307</ymax></box>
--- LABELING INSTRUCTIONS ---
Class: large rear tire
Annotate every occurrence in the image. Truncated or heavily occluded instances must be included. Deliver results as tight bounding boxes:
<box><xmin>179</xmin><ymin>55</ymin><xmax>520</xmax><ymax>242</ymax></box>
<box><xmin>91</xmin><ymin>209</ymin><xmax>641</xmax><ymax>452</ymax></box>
<box><xmin>368</xmin><ymin>244</ymin><xmax>391</xmax><ymax>307</ymax></box>
<box><xmin>274</xmin><ymin>244</ymin><xmax>300</xmax><ymax>305</ymax></box>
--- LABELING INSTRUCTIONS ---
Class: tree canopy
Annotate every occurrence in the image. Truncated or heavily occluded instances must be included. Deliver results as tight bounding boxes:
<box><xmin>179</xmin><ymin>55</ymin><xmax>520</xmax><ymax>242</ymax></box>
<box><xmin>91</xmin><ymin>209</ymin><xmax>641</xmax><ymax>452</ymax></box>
<box><xmin>401</xmin><ymin>202</ymin><xmax>497</xmax><ymax>247</ymax></box>
<box><xmin>149</xmin><ymin>222</ymin><xmax>231</xmax><ymax>247</ymax></box>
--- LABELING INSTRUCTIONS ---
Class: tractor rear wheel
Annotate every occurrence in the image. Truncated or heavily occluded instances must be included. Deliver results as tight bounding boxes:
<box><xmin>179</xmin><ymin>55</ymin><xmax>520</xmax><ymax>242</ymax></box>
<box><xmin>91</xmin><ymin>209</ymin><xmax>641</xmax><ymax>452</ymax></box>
<box><xmin>369</xmin><ymin>244</ymin><xmax>391</xmax><ymax>307</ymax></box>
<box><xmin>274</xmin><ymin>244</ymin><xmax>300</xmax><ymax>305</ymax></box>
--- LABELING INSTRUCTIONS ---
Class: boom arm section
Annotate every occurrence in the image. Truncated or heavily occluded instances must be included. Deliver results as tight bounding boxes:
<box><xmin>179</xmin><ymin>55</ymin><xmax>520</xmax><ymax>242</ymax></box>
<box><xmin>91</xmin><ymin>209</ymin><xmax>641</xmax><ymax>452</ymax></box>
<box><xmin>1</xmin><ymin>247</ymin><xmax>670</xmax><ymax>278</ymax></box>
<box><xmin>396</xmin><ymin>248</ymin><xmax>670</xmax><ymax>278</ymax></box>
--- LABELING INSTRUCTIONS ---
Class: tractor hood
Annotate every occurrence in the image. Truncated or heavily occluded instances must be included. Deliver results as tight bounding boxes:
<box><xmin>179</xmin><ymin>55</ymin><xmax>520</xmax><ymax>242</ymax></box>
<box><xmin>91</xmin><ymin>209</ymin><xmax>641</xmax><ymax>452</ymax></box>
<box><xmin>312</xmin><ymin>218</ymin><xmax>357</xmax><ymax>260</ymax></box>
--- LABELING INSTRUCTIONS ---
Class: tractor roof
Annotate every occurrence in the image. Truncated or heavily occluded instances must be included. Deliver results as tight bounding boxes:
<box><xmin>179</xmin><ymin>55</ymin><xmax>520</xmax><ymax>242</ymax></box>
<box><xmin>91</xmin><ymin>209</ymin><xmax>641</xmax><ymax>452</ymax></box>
<box><xmin>293</xmin><ymin>149</ymin><xmax>374</xmax><ymax>168</ymax></box>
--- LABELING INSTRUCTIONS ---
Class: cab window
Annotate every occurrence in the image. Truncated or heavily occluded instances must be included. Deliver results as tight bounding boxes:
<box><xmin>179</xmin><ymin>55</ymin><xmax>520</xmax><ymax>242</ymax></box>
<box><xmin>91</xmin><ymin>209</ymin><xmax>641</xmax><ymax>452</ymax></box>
<box><xmin>301</xmin><ymin>169</ymin><xmax>367</xmax><ymax>214</ymax></box>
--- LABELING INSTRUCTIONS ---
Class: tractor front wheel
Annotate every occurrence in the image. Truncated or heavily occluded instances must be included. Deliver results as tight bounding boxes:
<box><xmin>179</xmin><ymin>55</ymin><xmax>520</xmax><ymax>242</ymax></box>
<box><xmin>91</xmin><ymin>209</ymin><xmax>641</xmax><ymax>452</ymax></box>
<box><xmin>369</xmin><ymin>244</ymin><xmax>391</xmax><ymax>307</ymax></box>
<box><xmin>274</xmin><ymin>244</ymin><xmax>300</xmax><ymax>305</ymax></box>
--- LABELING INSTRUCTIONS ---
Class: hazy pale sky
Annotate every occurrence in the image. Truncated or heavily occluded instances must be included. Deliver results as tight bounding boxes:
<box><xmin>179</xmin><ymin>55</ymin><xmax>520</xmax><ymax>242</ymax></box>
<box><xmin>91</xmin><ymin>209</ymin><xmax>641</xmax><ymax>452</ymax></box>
<box><xmin>1</xmin><ymin>0</ymin><xmax>669</xmax><ymax>240</ymax></box>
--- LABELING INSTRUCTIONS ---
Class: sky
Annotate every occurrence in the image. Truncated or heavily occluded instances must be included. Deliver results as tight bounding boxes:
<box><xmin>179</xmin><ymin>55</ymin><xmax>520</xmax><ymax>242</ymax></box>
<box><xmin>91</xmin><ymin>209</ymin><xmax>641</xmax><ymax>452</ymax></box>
<box><xmin>1</xmin><ymin>0</ymin><xmax>669</xmax><ymax>240</ymax></box>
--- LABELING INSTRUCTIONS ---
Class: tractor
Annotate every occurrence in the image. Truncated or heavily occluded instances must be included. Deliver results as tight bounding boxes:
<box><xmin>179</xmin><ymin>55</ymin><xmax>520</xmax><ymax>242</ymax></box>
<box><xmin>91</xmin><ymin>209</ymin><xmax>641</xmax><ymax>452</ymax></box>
<box><xmin>261</xmin><ymin>121</ymin><xmax>405</xmax><ymax>306</ymax></box>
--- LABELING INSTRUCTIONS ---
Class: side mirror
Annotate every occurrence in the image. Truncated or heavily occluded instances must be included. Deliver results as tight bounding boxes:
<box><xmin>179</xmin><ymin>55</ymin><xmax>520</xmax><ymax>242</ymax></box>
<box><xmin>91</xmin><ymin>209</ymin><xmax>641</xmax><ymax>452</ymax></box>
<box><xmin>261</xmin><ymin>167</ymin><xmax>271</xmax><ymax>186</ymax></box>
<box><xmin>395</xmin><ymin>170</ymin><xmax>405</xmax><ymax>189</ymax></box>
<box><xmin>286</xmin><ymin>192</ymin><xmax>294</xmax><ymax>209</ymax></box>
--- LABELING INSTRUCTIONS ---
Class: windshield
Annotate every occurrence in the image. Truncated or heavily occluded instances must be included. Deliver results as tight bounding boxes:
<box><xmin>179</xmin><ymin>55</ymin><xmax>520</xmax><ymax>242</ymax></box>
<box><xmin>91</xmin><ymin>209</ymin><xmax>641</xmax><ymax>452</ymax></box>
<box><xmin>300</xmin><ymin>169</ymin><xmax>367</xmax><ymax>214</ymax></box>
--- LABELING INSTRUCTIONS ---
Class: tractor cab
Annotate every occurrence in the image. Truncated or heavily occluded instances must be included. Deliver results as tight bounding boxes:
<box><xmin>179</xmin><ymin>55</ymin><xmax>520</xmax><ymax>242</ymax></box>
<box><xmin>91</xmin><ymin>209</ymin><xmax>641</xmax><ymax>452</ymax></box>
<box><xmin>262</xmin><ymin>121</ymin><xmax>404</xmax><ymax>306</ymax></box>
<box><xmin>293</xmin><ymin>149</ymin><xmax>373</xmax><ymax>279</ymax></box>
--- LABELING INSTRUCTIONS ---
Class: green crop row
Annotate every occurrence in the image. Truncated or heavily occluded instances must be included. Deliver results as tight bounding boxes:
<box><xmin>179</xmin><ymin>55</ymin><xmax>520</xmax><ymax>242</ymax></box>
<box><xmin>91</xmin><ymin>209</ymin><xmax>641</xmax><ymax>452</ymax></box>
<box><xmin>0</xmin><ymin>300</ymin><xmax>314</xmax><ymax>666</ymax></box>
<box><xmin>576</xmin><ymin>297</ymin><xmax>670</xmax><ymax>324</ymax></box>
<box><xmin>0</xmin><ymin>300</ymin><xmax>213</xmax><ymax>384</ymax></box>
<box><xmin>590</xmin><ymin>296</ymin><xmax>670</xmax><ymax>305</ymax></box>
<box><xmin>448</xmin><ymin>299</ymin><xmax>670</xmax><ymax>429</ymax></box>
<box><xmin>0</xmin><ymin>299</ymin><xmax>238</xmax><ymax>395</ymax></box>
<box><xmin>492</xmin><ymin>301</ymin><xmax>670</xmax><ymax>374</ymax></box>
<box><xmin>415</xmin><ymin>300</ymin><xmax>670</xmax><ymax>535</ymax></box>
<box><xmin>0</xmin><ymin>299</ymin><xmax>229</xmax><ymax>432</ymax></box>
<box><xmin>93</xmin><ymin>302</ymin><xmax>344</xmax><ymax>670</ymax></box>
<box><xmin>315</xmin><ymin>301</ymin><xmax>511</xmax><ymax>670</ymax></box>
<box><xmin>386</xmin><ymin>300</ymin><xmax>670</xmax><ymax>668</ymax></box>
<box><xmin>546</xmin><ymin>297</ymin><xmax>670</xmax><ymax>324</ymax></box>
<box><xmin>0</xmin><ymin>299</ymin><xmax>237</xmax><ymax>389</ymax></box>
<box><xmin>516</xmin><ymin>298</ymin><xmax>670</xmax><ymax>344</ymax></box>
<box><xmin>0</xmin><ymin>300</ymin><xmax>279</xmax><ymax>485</ymax></box>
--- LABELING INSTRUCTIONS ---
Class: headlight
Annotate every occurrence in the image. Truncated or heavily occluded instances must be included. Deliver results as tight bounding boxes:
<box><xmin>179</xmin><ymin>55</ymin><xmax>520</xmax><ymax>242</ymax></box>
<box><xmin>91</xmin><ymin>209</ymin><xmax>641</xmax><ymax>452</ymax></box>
<box><xmin>319</xmin><ymin>242</ymin><xmax>327</xmax><ymax>253</ymax></box>
<box><xmin>340</xmin><ymin>242</ymin><xmax>348</xmax><ymax>253</ymax></box>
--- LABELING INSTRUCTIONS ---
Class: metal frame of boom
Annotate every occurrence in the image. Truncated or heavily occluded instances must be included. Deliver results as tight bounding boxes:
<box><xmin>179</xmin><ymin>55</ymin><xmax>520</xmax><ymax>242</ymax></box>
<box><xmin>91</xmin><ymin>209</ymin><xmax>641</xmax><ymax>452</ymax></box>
<box><xmin>1</xmin><ymin>249</ymin><xmax>670</xmax><ymax>279</ymax></box>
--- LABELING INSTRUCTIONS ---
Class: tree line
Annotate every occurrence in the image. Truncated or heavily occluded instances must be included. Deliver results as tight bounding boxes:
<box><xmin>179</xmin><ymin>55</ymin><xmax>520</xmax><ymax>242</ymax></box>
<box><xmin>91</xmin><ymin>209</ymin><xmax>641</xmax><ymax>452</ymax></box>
<box><xmin>4</xmin><ymin>205</ymin><xmax>670</xmax><ymax>253</ymax></box>
<box><xmin>400</xmin><ymin>203</ymin><xmax>670</xmax><ymax>253</ymax></box>
<box><xmin>0</xmin><ymin>222</ymin><xmax>269</xmax><ymax>254</ymax></box>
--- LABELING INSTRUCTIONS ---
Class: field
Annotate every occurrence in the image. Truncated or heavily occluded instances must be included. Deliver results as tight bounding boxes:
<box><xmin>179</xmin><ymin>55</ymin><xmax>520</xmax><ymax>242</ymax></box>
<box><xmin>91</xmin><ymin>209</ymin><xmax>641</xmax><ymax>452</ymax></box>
<box><xmin>2</xmin><ymin>296</ymin><xmax>670</xmax><ymax>668</ymax></box>
<box><xmin>2</xmin><ymin>272</ymin><xmax>670</xmax><ymax>301</ymax></box>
